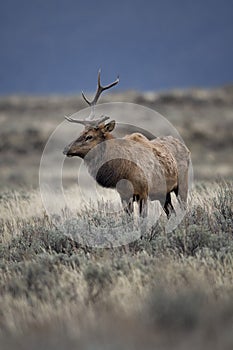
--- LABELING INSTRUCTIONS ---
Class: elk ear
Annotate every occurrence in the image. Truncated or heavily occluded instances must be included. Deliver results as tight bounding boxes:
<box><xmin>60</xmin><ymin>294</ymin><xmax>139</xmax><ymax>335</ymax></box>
<box><xmin>104</xmin><ymin>120</ymin><xmax>116</xmax><ymax>133</ymax></box>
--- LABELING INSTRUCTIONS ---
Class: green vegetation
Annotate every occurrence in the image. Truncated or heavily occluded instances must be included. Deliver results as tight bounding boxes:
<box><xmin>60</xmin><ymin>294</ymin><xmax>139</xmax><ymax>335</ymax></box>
<box><xmin>0</xmin><ymin>180</ymin><xmax>233</xmax><ymax>349</ymax></box>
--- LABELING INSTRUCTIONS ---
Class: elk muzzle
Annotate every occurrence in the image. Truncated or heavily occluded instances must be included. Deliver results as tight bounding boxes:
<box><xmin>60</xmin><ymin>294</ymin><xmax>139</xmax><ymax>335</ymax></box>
<box><xmin>63</xmin><ymin>143</ymin><xmax>75</xmax><ymax>157</ymax></box>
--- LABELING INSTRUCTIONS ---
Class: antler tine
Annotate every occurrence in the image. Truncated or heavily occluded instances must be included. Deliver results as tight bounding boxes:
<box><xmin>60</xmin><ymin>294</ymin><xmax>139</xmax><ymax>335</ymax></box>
<box><xmin>82</xmin><ymin>69</ymin><xmax>119</xmax><ymax>108</ymax></box>
<box><xmin>64</xmin><ymin>115</ymin><xmax>88</xmax><ymax>125</ymax></box>
<box><xmin>65</xmin><ymin>70</ymin><xmax>119</xmax><ymax>126</ymax></box>
<box><xmin>65</xmin><ymin>115</ymin><xmax>110</xmax><ymax>126</ymax></box>
<box><xmin>81</xmin><ymin>91</ymin><xmax>91</xmax><ymax>106</ymax></box>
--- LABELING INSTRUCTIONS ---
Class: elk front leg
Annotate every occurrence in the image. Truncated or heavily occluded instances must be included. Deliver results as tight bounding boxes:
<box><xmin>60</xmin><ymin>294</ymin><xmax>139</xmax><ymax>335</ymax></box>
<box><xmin>121</xmin><ymin>197</ymin><xmax>134</xmax><ymax>215</ymax></box>
<box><xmin>117</xmin><ymin>179</ymin><xmax>134</xmax><ymax>215</ymax></box>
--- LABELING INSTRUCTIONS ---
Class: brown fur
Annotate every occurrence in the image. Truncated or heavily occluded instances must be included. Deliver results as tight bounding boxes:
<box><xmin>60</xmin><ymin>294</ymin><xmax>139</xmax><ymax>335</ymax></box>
<box><xmin>63</xmin><ymin>121</ymin><xmax>190</xmax><ymax>217</ymax></box>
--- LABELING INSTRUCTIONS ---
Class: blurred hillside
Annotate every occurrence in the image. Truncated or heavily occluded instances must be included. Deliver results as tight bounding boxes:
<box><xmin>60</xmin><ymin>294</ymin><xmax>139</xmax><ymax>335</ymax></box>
<box><xmin>0</xmin><ymin>85</ymin><xmax>232</xmax><ymax>189</ymax></box>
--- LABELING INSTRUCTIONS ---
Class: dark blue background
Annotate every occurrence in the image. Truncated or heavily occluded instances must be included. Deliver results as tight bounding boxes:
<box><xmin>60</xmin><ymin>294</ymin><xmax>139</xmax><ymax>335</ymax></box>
<box><xmin>0</xmin><ymin>0</ymin><xmax>232</xmax><ymax>94</ymax></box>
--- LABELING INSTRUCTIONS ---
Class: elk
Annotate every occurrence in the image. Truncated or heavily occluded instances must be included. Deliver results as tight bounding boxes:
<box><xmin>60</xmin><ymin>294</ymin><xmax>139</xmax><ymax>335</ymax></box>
<box><xmin>63</xmin><ymin>71</ymin><xmax>190</xmax><ymax>217</ymax></box>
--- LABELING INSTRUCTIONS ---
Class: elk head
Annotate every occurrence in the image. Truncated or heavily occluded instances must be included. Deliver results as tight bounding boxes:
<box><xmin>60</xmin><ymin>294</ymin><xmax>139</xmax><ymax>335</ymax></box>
<box><xmin>63</xmin><ymin>70</ymin><xmax>119</xmax><ymax>158</ymax></box>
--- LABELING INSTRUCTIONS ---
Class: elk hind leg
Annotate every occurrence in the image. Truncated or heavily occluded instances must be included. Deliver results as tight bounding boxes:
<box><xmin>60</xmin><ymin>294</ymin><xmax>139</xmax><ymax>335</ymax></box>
<box><xmin>139</xmin><ymin>198</ymin><xmax>148</xmax><ymax>218</ymax></box>
<box><xmin>176</xmin><ymin>171</ymin><xmax>189</xmax><ymax>210</ymax></box>
<box><xmin>164</xmin><ymin>192</ymin><xmax>175</xmax><ymax>218</ymax></box>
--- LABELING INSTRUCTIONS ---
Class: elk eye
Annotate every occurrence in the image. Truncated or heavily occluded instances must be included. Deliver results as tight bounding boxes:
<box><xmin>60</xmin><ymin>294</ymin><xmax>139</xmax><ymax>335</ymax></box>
<box><xmin>85</xmin><ymin>135</ymin><xmax>93</xmax><ymax>141</ymax></box>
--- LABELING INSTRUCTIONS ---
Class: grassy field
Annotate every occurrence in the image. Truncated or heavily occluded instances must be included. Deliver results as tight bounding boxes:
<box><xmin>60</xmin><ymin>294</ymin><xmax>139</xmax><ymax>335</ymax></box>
<box><xmin>0</xmin><ymin>180</ymin><xmax>232</xmax><ymax>349</ymax></box>
<box><xmin>0</xmin><ymin>87</ymin><xmax>232</xmax><ymax>349</ymax></box>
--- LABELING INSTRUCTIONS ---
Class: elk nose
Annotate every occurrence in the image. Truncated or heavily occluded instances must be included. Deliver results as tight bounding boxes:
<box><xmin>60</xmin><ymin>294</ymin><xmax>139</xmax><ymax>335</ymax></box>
<box><xmin>63</xmin><ymin>145</ymin><xmax>69</xmax><ymax>155</ymax></box>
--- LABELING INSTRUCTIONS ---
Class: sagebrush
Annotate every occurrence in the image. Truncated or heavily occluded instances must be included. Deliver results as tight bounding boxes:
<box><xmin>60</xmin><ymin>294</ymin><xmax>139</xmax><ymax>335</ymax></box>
<box><xmin>0</xmin><ymin>180</ymin><xmax>232</xmax><ymax>350</ymax></box>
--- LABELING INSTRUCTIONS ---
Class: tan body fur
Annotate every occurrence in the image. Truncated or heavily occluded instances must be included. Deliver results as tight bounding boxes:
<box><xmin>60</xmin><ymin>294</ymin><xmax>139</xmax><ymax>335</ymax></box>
<box><xmin>64</xmin><ymin>121</ymin><xmax>190</xmax><ymax>217</ymax></box>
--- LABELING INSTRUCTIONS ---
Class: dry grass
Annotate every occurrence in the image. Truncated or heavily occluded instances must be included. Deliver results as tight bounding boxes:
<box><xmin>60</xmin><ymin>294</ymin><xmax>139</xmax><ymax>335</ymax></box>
<box><xmin>0</xmin><ymin>180</ymin><xmax>233</xmax><ymax>349</ymax></box>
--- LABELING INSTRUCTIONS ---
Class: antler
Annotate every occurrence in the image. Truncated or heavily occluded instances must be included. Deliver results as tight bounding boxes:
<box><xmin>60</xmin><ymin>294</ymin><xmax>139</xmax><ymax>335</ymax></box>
<box><xmin>65</xmin><ymin>70</ymin><xmax>119</xmax><ymax>126</ymax></box>
<box><xmin>82</xmin><ymin>69</ymin><xmax>119</xmax><ymax>109</ymax></box>
<box><xmin>64</xmin><ymin>114</ymin><xmax>110</xmax><ymax>126</ymax></box>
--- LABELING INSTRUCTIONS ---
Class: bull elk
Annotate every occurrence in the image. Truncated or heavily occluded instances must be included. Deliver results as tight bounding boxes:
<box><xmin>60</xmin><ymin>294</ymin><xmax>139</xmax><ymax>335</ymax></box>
<box><xmin>63</xmin><ymin>71</ymin><xmax>190</xmax><ymax>218</ymax></box>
